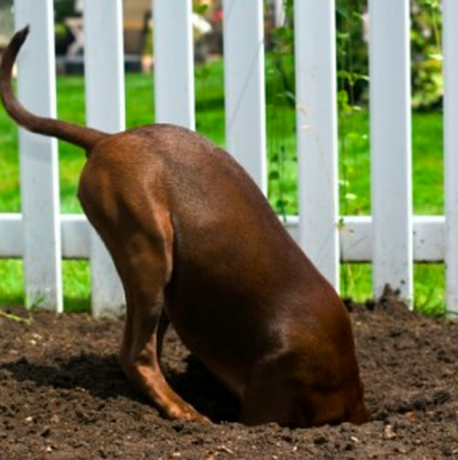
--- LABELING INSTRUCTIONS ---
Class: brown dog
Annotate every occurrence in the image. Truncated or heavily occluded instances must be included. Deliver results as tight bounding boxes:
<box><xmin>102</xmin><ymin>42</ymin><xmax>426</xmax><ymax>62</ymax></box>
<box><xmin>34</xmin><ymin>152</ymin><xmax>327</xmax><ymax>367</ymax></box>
<box><xmin>1</xmin><ymin>27</ymin><xmax>369</xmax><ymax>427</ymax></box>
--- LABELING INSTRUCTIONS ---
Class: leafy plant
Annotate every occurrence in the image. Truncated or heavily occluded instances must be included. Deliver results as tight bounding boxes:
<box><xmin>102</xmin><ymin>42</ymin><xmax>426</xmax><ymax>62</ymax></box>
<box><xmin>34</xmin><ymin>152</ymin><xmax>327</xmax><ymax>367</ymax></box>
<box><xmin>411</xmin><ymin>0</ymin><xmax>443</xmax><ymax>110</ymax></box>
<box><xmin>336</xmin><ymin>2</ymin><xmax>369</xmax><ymax>217</ymax></box>
<box><xmin>0</xmin><ymin>309</ymin><xmax>33</xmax><ymax>325</ymax></box>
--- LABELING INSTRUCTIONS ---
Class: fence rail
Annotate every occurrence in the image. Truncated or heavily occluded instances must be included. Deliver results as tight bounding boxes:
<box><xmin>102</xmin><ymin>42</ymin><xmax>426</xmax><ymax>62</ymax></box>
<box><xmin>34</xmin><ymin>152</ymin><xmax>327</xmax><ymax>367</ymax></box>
<box><xmin>1</xmin><ymin>0</ymin><xmax>457</xmax><ymax>317</ymax></box>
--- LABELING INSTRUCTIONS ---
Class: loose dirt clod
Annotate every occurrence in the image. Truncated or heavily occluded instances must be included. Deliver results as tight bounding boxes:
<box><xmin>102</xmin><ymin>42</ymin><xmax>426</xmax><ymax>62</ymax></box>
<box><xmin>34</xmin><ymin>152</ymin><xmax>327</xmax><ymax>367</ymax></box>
<box><xmin>1</xmin><ymin>295</ymin><xmax>457</xmax><ymax>459</ymax></box>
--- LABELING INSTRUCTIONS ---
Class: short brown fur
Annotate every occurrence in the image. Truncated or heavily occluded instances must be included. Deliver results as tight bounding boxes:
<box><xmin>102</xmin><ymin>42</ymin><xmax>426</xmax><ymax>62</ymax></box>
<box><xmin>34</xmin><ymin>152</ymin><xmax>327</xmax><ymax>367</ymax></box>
<box><xmin>0</xmin><ymin>27</ymin><xmax>369</xmax><ymax>427</ymax></box>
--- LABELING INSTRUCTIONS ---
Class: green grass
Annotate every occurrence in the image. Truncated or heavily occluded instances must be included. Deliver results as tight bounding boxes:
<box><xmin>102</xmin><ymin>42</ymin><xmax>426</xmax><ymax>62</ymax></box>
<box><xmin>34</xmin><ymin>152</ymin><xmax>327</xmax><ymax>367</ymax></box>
<box><xmin>0</xmin><ymin>59</ymin><xmax>446</xmax><ymax>314</ymax></box>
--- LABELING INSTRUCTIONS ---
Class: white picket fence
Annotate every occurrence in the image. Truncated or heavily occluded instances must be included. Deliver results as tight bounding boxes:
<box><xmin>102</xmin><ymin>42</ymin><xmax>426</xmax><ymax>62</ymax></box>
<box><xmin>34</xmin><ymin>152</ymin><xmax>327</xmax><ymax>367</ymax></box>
<box><xmin>0</xmin><ymin>0</ymin><xmax>457</xmax><ymax>317</ymax></box>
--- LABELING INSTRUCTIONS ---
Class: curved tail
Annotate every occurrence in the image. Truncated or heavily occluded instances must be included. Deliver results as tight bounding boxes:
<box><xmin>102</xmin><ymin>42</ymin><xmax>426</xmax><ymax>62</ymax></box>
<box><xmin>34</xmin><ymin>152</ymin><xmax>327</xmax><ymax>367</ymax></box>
<box><xmin>0</xmin><ymin>26</ymin><xmax>107</xmax><ymax>151</ymax></box>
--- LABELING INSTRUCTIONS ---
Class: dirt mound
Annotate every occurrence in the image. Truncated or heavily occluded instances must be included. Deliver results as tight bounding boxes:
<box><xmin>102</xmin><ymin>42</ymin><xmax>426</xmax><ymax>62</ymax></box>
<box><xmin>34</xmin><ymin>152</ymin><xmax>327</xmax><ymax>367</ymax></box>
<box><xmin>1</xmin><ymin>294</ymin><xmax>457</xmax><ymax>459</ymax></box>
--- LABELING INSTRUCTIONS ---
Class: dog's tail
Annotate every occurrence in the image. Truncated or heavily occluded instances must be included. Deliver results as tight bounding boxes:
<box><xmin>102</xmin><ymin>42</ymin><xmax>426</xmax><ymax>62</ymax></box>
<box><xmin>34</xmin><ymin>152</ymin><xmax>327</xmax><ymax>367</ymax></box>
<box><xmin>0</xmin><ymin>26</ymin><xmax>107</xmax><ymax>152</ymax></box>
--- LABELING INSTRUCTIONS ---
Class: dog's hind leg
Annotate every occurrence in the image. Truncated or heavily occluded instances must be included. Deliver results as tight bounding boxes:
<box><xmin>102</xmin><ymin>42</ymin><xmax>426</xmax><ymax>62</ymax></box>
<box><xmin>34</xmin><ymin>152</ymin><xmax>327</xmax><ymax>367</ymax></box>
<box><xmin>78</xmin><ymin>163</ymin><xmax>208</xmax><ymax>422</ymax></box>
<box><xmin>114</xmin><ymin>230</ymin><xmax>207</xmax><ymax>422</ymax></box>
<box><xmin>114</xmin><ymin>222</ymin><xmax>207</xmax><ymax>422</ymax></box>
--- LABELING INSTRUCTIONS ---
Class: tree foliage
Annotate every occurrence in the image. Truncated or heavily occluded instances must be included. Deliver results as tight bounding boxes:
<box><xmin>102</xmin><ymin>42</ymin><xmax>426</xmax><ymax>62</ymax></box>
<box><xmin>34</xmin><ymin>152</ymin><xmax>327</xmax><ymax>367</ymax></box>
<box><xmin>269</xmin><ymin>0</ymin><xmax>443</xmax><ymax>110</ymax></box>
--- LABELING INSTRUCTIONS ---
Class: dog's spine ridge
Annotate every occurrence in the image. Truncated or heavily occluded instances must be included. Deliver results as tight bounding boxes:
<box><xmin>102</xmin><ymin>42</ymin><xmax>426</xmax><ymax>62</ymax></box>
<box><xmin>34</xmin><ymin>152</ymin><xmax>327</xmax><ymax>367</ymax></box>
<box><xmin>0</xmin><ymin>26</ymin><xmax>107</xmax><ymax>152</ymax></box>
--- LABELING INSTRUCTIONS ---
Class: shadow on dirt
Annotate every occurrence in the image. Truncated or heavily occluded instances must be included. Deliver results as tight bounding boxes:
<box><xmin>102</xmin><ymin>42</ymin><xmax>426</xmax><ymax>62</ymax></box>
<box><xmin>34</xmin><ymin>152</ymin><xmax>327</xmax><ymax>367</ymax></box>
<box><xmin>1</xmin><ymin>351</ymin><xmax>239</xmax><ymax>423</ymax></box>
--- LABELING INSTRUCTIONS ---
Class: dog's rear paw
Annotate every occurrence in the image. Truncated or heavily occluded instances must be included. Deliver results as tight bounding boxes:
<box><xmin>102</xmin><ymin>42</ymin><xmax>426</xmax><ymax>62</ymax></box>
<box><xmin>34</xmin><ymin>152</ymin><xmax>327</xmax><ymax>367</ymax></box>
<box><xmin>164</xmin><ymin>403</ymin><xmax>210</xmax><ymax>423</ymax></box>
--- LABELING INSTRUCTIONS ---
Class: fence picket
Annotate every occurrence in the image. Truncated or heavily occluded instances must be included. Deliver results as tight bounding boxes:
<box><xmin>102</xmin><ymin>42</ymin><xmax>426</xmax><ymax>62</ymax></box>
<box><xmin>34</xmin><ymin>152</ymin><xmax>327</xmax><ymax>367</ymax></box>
<box><xmin>222</xmin><ymin>0</ymin><xmax>267</xmax><ymax>192</ymax></box>
<box><xmin>294</xmin><ymin>0</ymin><xmax>340</xmax><ymax>289</ymax></box>
<box><xmin>153</xmin><ymin>0</ymin><xmax>195</xmax><ymax>129</ymax></box>
<box><xmin>443</xmin><ymin>0</ymin><xmax>458</xmax><ymax>317</ymax></box>
<box><xmin>83</xmin><ymin>0</ymin><xmax>126</xmax><ymax>317</ymax></box>
<box><xmin>369</xmin><ymin>0</ymin><xmax>413</xmax><ymax>303</ymax></box>
<box><xmin>14</xmin><ymin>0</ymin><xmax>63</xmax><ymax>312</ymax></box>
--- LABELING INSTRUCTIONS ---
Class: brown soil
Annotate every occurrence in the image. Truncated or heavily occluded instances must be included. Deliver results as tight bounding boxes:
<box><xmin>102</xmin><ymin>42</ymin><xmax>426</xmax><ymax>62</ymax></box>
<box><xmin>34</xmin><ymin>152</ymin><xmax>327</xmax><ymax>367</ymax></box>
<box><xmin>1</xmin><ymin>292</ymin><xmax>457</xmax><ymax>459</ymax></box>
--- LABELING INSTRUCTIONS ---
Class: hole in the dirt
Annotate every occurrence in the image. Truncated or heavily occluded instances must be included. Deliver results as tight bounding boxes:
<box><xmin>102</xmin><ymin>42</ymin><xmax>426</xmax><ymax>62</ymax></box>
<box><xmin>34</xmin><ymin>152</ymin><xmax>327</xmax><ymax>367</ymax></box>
<box><xmin>165</xmin><ymin>354</ymin><xmax>240</xmax><ymax>424</ymax></box>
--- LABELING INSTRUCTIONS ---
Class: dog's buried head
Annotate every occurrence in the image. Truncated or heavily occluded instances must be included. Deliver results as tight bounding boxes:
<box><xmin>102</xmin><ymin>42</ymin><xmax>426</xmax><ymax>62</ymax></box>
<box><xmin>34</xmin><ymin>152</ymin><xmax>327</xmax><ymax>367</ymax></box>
<box><xmin>0</xmin><ymin>26</ymin><xmax>369</xmax><ymax>427</ymax></box>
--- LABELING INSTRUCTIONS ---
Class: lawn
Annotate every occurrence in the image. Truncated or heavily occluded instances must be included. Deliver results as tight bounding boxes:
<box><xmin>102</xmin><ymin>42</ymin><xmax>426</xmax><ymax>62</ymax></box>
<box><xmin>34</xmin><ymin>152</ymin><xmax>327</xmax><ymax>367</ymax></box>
<box><xmin>0</xmin><ymin>58</ymin><xmax>446</xmax><ymax>314</ymax></box>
